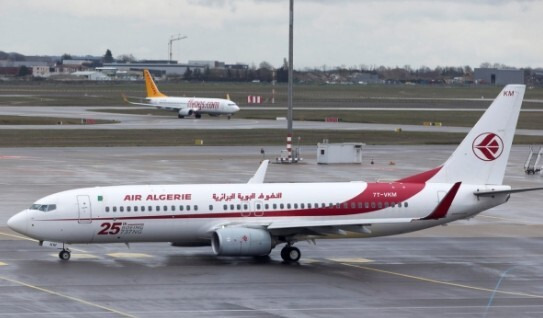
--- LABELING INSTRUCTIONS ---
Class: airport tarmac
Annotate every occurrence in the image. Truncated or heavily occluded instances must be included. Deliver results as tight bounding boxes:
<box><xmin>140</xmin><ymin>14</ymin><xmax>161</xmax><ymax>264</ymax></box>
<box><xmin>1</xmin><ymin>106</ymin><xmax>543</xmax><ymax>136</ymax></box>
<box><xmin>0</xmin><ymin>145</ymin><xmax>542</xmax><ymax>317</ymax></box>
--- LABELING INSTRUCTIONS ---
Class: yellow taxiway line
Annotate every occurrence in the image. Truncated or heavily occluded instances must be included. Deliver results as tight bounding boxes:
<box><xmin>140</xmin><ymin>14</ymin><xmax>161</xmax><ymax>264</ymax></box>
<box><xmin>340</xmin><ymin>262</ymin><xmax>543</xmax><ymax>299</ymax></box>
<box><xmin>0</xmin><ymin>275</ymin><xmax>136</xmax><ymax>317</ymax></box>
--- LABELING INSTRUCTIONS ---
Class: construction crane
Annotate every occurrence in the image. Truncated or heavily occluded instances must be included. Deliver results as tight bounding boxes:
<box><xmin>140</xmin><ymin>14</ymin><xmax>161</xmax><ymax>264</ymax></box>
<box><xmin>168</xmin><ymin>34</ymin><xmax>187</xmax><ymax>64</ymax></box>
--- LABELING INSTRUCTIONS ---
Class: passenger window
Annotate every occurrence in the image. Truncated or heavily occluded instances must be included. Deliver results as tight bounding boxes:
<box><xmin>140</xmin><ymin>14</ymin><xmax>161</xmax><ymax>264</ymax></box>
<box><xmin>106</xmin><ymin>207</ymin><xmax>110</xmax><ymax>212</ymax></box>
<box><xmin>209</xmin><ymin>205</ymin><xmax>213</xmax><ymax>211</ymax></box>
<box><xmin>384</xmin><ymin>202</ymin><xmax>389</xmax><ymax>208</ymax></box>
<box><xmin>358</xmin><ymin>202</ymin><xmax>363</xmax><ymax>208</ymax></box>
<box><xmin>273</xmin><ymin>204</ymin><xmax>277</xmax><ymax>209</ymax></box>
<box><xmin>156</xmin><ymin>206</ymin><xmax>160</xmax><ymax>212</ymax></box>
<box><xmin>321</xmin><ymin>203</ymin><xmax>325</xmax><ymax>208</ymax></box>
<box><xmin>378</xmin><ymin>202</ymin><xmax>382</xmax><ymax>208</ymax></box>
<box><xmin>179</xmin><ymin>205</ymin><xmax>184</xmax><ymax>211</ymax></box>
<box><xmin>398</xmin><ymin>202</ymin><xmax>402</xmax><ymax>208</ymax></box>
<box><xmin>404</xmin><ymin>202</ymin><xmax>408</xmax><ymax>208</ymax></box>
<box><xmin>371</xmin><ymin>202</ymin><xmax>376</xmax><ymax>208</ymax></box>
<box><xmin>186</xmin><ymin>205</ymin><xmax>191</xmax><ymax>211</ymax></box>
<box><xmin>280</xmin><ymin>203</ymin><xmax>284</xmax><ymax>209</ymax></box>
<box><xmin>365</xmin><ymin>202</ymin><xmax>369</xmax><ymax>208</ymax></box>
<box><xmin>223</xmin><ymin>204</ymin><xmax>228</xmax><ymax>210</ymax></box>
<box><xmin>287</xmin><ymin>203</ymin><xmax>291</xmax><ymax>209</ymax></box>
<box><xmin>171</xmin><ymin>205</ymin><xmax>175</xmax><ymax>211</ymax></box>
<box><xmin>120</xmin><ymin>206</ymin><xmax>124</xmax><ymax>212</ymax></box>
<box><xmin>134</xmin><ymin>206</ymin><xmax>138</xmax><ymax>212</ymax></box>
<box><xmin>230</xmin><ymin>204</ymin><xmax>234</xmax><ymax>210</ymax></box>
<box><xmin>344</xmin><ymin>203</ymin><xmax>349</xmax><ymax>209</ymax></box>
<box><xmin>256</xmin><ymin>204</ymin><xmax>261</xmax><ymax>210</ymax></box>
<box><xmin>243</xmin><ymin>204</ymin><xmax>247</xmax><ymax>210</ymax></box>
<box><xmin>336</xmin><ymin>203</ymin><xmax>340</xmax><ymax>208</ymax></box>
<box><xmin>307</xmin><ymin>203</ymin><xmax>311</xmax><ymax>208</ymax></box>
<box><xmin>113</xmin><ymin>207</ymin><xmax>117</xmax><ymax>212</ymax></box>
<box><xmin>127</xmin><ymin>206</ymin><xmax>131</xmax><ymax>212</ymax></box>
<box><xmin>265</xmin><ymin>204</ymin><xmax>269</xmax><ymax>209</ymax></box>
<box><xmin>148</xmin><ymin>206</ymin><xmax>152</xmax><ymax>212</ymax></box>
<box><xmin>194</xmin><ymin>205</ymin><xmax>198</xmax><ymax>211</ymax></box>
<box><xmin>163</xmin><ymin>205</ymin><xmax>168</xmax><ymax>211</ymax></box>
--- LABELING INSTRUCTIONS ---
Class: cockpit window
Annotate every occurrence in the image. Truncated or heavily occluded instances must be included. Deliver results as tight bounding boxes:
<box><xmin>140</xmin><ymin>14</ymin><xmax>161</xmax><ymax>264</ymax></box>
<box><xmin>30</xmin><ymin>204</ymin><xmax>56</xmax><ymax>212</ymax></box>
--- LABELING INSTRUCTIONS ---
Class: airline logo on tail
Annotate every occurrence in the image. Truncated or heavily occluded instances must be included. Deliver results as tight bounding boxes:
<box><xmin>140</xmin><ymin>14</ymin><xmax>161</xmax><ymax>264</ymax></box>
<box><xmin>472</xmin><ymin>132</ymin><xmax>504</xmax><ymax>161</ymax></box>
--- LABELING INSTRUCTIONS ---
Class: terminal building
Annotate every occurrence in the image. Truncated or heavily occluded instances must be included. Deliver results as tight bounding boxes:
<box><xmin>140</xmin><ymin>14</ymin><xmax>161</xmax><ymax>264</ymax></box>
<box><xmin>474</xmin><ymin>68</ymin><xmax>524</xmax><ymax>85</ymax></box>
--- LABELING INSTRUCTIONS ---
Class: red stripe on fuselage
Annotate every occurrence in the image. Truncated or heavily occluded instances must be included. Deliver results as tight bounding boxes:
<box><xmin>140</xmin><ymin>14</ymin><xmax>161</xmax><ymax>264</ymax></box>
<box><xmin>41</xmin><ymin>182</ymin><xmax>426</xmax><ymax>222</ymax></box>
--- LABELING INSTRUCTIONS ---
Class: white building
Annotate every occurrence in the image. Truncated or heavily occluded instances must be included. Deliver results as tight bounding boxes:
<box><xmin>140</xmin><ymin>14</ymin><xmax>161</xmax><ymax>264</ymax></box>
<box><xmin>317</xmin><ymin>141</ymin><xmax>365</xmax><ymax>164</ymax></box>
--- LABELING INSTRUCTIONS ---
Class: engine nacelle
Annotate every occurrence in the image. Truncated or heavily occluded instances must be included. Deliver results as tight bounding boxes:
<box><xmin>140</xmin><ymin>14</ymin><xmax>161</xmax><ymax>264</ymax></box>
<box><xmin>212</xmin><ymin>228</ymin><xmax>272</xmax><ymax>256</ymax></box>
<box><xmin>178</xmin><ymin>108</ymin><xmax>193</xmax><ymax>116</ymax></box>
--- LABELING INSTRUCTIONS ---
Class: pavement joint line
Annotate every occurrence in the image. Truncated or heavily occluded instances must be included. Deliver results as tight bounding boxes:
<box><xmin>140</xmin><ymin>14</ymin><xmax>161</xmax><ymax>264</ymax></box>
<box><xmin>340</xmin><ymin>263</ymin><xmax>543</xmax><ymax>299</ymax></box>
<box><xmin>478</xmin><ymin>215</ymin><xmax>521</xmax><ymax>222</ymax></box>
<box><xmin>0</xmin><ymin>275</ymin><xmax>136</xmax><ymax>318</ymax></box>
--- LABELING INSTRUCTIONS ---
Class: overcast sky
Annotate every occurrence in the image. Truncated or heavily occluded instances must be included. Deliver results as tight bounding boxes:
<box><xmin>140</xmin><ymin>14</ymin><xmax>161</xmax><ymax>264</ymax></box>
<box><xmin>1</xmin><ymin>0</ymin><xmax>541</xmax><ymax>69</ymax></box>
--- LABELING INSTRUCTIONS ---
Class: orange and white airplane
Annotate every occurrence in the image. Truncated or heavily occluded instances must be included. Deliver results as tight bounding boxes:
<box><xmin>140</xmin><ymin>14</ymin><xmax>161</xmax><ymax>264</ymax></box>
<box><xmin>123</xmin><ymin>69</ymin><xmax>240</xmax><ymax>119</ymax></box>
<box><xmin>8</xmin><ymin>85</ymin><xmax>543</xmax><ymax>262</ymax></box>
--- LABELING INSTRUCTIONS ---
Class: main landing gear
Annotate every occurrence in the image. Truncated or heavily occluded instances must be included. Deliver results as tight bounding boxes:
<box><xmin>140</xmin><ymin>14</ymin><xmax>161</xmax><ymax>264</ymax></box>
<box><xmin>280</xmin><ymin>244</ymin><xmax>301</xmax><ymax>263</ymax></box>
<box><xmin>59</xmin><ymin>244</ymin><xmax>71</xmax><ymax>261</ymax></box>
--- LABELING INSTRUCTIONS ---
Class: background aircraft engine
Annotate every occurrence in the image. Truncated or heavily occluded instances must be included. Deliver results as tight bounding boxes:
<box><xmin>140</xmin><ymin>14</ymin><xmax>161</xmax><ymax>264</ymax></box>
<box><xmin>178</xmin><ymin>108</ymin><xmax>193</xmax><ymax>116</ymax></box>
<box><xmin>212</xmin><ymin>228</ymin><xmax>272</xmax><ymax>256</ymax></box>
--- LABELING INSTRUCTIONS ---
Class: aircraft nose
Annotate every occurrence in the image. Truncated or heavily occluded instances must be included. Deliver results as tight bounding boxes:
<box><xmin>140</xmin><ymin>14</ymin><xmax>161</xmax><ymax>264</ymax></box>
<box><xmin>7</xmin><ymin>210</ymin><xmax>28</xmax><ymax>235</ymax></box>
<box><xmin>233</xmin><ymin>105</ymin><xmax>240</xmax><ymax>112</ymax></box>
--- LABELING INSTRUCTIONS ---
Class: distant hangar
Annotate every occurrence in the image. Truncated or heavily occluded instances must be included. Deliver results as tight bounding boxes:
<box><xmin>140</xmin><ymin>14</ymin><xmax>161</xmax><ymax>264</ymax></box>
<box><xmin>474</xmin><ymin>68</ymin><xmax>524</xmax><ymax>85</ymax></box>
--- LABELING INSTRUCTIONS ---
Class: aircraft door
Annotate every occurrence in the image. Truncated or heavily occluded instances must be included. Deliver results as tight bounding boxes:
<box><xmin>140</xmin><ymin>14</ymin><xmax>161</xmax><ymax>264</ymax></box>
<box><xmin>77</xmin><ymin>195</ymin><xmax>92</xmax><ymax>224</ymax></box>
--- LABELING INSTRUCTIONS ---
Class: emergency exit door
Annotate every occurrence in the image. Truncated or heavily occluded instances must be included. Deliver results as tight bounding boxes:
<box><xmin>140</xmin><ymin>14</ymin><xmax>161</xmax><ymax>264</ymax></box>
<box><xmin>77</xmin><ymin>195</ymin><xmax>92</xmax><ymax>224</ymax></box>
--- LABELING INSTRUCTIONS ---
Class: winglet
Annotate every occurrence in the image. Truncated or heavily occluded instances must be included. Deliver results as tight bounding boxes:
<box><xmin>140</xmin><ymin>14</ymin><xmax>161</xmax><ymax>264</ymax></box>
<box><xmin>121</xmin><ymin>93</ymin><xmax>129</xmax><ymax>103</ymax></box>
<box><xmin>248</xmin><ymin>160</ymin><xmax>269</xmax><ymax>184</ymax></box>
<box><xmin>421</xmin><ymin>182</ymin><xmax>462</xmax><ymax>220</ymax></box>
<box><xmin>226</xmin><ymin>93</ymin><xmax>231</xmax><ymax>100</ymax></box>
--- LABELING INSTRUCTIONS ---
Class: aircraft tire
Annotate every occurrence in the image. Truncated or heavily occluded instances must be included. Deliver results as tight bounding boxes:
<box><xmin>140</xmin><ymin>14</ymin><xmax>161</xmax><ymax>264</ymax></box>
<box><xmin>195</xmin><ymin>114</ymin><xmax>202</xmax><ymax>119</ymax></box>
<box><xmin>178</xmin><ymin>115</ymin><xmax>184</xmax><ymax>119</ymax></box>
<box><xmin>281</xmin><ymin>246</ymin><xmax>301</xmax><ymax>263</ymax></box>
<box><xmin>59</xmin><ymin>250</ymin><xmax>71</xmax><ymax>261</ymax></box>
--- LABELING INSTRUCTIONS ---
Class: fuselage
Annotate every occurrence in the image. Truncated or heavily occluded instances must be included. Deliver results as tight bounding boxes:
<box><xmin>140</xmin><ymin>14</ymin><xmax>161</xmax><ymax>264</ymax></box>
<box><xmin>147</xmin><ymin>96</ymin><xmax>240</xmax><ymax>116</ymax></box>
<box><xmin>8</xmin><ymin>181</ymin><xmax>510</xmax><ymax>245</ymax></box>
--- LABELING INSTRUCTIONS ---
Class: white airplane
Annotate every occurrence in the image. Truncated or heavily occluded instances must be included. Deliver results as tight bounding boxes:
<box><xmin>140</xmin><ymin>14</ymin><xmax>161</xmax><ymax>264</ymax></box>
<box><xmin>123</xmin><ymin>69</ymin><xmax>240</xmax><ymax>119</ymax></box>
<box><xmin>8</xmin><ymin>84</ymin><xmax>543</xmax><ymax>262</ymax></box>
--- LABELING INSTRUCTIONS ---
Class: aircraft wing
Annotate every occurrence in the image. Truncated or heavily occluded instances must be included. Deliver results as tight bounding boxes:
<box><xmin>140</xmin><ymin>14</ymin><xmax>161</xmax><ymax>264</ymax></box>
<box><xmin>266</xmin><ymin>218</ymin><xmax>415</xmax><ymax>236</ymax></box>
<box><xmin>121</xmin><ymin>94</ymin><xmax>182</xmax><ymax>110</ymax></box>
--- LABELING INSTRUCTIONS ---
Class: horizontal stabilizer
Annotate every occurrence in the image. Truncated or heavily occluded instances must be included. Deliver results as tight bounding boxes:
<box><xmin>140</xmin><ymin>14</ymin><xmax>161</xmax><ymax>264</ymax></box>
<box><xmin>474</xmin><ymin>186</ymin><xmax>543</xmax><ymax>197</ymax></box>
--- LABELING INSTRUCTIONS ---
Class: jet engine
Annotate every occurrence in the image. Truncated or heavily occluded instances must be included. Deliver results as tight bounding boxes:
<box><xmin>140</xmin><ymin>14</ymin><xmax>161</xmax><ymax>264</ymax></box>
<box><xmin>211</xmin><ymin>228</ymin><xmax>272</xmax><ymax>256</ymax></box>
<box><xmin>178</xmin><ymin>108</ymin><xmax>193</xmax><ymax>117</ymax></box>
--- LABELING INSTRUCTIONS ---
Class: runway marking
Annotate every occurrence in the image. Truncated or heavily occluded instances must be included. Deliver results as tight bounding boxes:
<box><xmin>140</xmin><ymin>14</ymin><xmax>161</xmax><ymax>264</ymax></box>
<box><xmin>0</xmin><ymin>231</ymin><xmax>39</xmax><ymax>242</ymax></box>
<box><xmin>0</xmin><ymin>262</ymin><xmax>7</xmax><ymax>266</ymax></box>
<box><xmin>49</xmin><ymin>253</ymin><xmax>99</xmax><ymax>259</ymax></box>
<box><xmin>0</xmin><ymin>276</ymin><xmax>136</xmax><ymax>318</ymax></box>
<box><xmin>328</xmin><ymin>257</ymin><xmax>373</xmax><ymax>263</ymax></box>
<box><xmin>107</xmin><ymin>252</ymin><xmax>152</xmax><ymax>259</ymax></box>
<box><xmin>340</xmin><ymin>263</ymin><xmax>543</xmax><ymax>299</ymax></box>
<box><xmin>0</xmin><ymin>231</ymin><xmax>88</xmax><ymax>253</ymax></box>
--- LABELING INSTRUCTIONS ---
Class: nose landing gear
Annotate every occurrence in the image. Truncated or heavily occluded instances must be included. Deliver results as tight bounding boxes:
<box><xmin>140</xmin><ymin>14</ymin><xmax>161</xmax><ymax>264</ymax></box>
<box><xmin>59</xmin><ymin>243</ymin><xmax>71</xmax><ymax>261</ymax></box>
<box><xmin>280</xmin><ymin>244</ymin><xmax>301</xmax><ymax>263</ymax></box>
